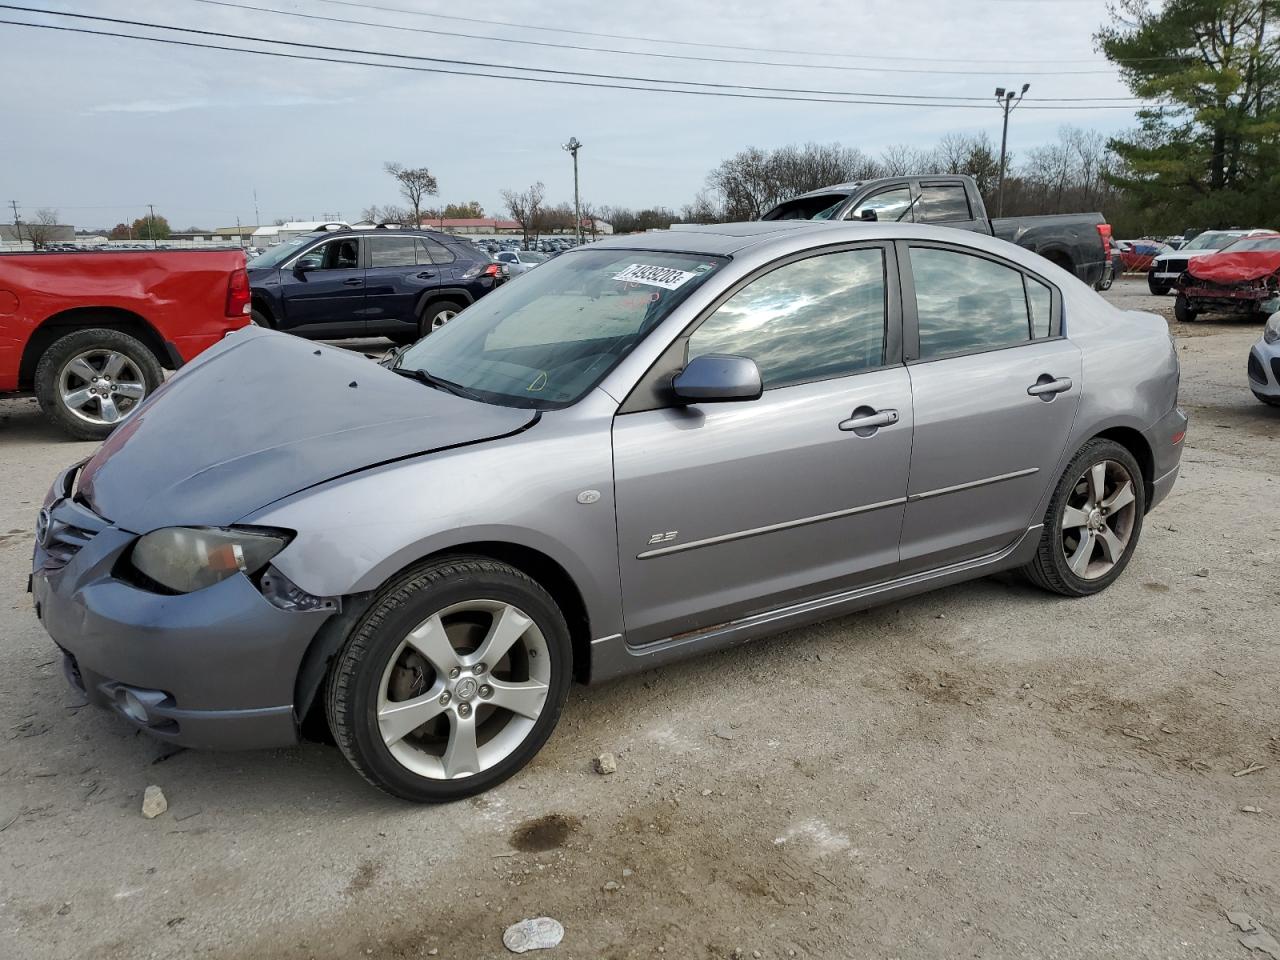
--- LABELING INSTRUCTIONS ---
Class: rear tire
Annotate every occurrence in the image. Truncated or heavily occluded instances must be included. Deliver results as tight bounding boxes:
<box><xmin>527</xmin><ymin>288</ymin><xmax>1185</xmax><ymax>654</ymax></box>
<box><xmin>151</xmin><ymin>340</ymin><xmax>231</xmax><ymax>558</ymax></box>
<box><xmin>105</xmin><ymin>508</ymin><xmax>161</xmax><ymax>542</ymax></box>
<box><xmin>34</xmin><ymin>327</ymin><xmax>164</xmax><ymax>440</ymax></box>
<box><xmin>418</xmin><ymin>300</ymin><xmax>464</xmax><ymax>338</ymax></box>
<box><xmin>1147</xmin><ymin>272</ymin><xmax>1172</xmax><ymax>296</ymax></box>
<box><xmin>250</xmin><ymin>308</ymin><xmax>272</xmax><ymax>328</ymax></box>
<box><xmin>325</xmin><ymin>556</ymin><xmax>572</xmax><ymax>802</ymax></box>
<box><xmin>1023</xmin><ymin>439</ymin><xmax>1146</xmax><ymax>597</ymax></box>
<box><xmin>1174</xmin><ymin>294</ymin><xmax>1198</xmax><ymax>323</ymax></box>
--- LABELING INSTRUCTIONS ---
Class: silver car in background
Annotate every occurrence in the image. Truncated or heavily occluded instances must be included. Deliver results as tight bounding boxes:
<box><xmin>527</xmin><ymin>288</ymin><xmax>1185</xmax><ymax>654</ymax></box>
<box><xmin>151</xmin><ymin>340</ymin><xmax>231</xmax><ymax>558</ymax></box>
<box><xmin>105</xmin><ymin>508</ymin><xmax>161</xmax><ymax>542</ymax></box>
<box><xmin>32</xmin><ymin>221</ymin><xmax>1186</xmax><ymax>802</ymax></box>
<box><xmin>1249</xmin><ymin>312</ymin><xmax>1280</xmax><ymax>405</ymax></box>
<box><xmin>495</xmin><ymin>249</ymin><xmax>550</xmax><ymax>275</ymax></box>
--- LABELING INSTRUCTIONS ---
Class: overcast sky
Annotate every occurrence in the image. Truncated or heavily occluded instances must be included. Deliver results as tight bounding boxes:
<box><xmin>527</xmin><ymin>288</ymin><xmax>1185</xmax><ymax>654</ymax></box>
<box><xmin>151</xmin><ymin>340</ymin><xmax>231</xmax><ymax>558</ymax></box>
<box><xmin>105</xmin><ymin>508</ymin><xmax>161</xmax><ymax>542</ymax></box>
<box><xmin>2</xmin><ymin>0</ymin><xmax>1143</xmax><ymax>230</ymax></box>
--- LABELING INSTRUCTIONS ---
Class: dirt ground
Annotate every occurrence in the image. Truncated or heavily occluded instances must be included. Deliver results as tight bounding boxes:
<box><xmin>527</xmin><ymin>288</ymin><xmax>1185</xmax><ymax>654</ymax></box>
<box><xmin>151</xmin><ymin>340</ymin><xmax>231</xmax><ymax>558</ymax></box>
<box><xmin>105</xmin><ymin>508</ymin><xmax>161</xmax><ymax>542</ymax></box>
<box><xmin>1</xmin><ymin>276</ymin><xmax>1276</xmax><ymax>960</ymax></box>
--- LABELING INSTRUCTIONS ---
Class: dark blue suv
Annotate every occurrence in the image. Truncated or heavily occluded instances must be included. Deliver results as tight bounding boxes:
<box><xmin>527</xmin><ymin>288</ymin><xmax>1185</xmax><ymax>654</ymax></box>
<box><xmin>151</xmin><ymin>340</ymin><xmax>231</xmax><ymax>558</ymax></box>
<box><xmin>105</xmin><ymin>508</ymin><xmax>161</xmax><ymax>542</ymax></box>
<box><xmin>246</xmin><ymin>226</ymin><xmax>504</xmax><ymax>343</ymax></box>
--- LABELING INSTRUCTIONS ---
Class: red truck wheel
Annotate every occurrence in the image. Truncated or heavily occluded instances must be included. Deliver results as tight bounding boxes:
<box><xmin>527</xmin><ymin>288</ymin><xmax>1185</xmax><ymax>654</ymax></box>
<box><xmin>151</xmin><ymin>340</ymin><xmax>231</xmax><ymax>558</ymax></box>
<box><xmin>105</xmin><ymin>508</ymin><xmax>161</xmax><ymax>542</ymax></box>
<box><xmin>34</xmin><ymin>328</ymin><xmax>164</xmax><ymax>441</ymax></box>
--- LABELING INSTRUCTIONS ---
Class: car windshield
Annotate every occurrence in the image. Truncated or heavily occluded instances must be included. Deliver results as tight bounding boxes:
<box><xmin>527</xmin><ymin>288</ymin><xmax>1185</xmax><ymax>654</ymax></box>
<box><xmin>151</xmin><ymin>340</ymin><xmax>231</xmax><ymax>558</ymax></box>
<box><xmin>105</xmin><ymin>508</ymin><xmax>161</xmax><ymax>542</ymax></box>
<box><xmin>1183</xmin><ymin>231</ymin><xmax>1243</xmax><ymax>251</ymax></box>
<box><xmin>1219</xmin><ymin>235</ymin><xmax>1280</xmax><ymax>252</ymax></box>
<box><xmin>250</xmin><ymin>235</ymin><xmax>315</xmax><ymax>268</ymax></box>
<box><xmin>396</xmin><ymin>249</ymin><xmax>727</xmax><ymax>409</ymax></box>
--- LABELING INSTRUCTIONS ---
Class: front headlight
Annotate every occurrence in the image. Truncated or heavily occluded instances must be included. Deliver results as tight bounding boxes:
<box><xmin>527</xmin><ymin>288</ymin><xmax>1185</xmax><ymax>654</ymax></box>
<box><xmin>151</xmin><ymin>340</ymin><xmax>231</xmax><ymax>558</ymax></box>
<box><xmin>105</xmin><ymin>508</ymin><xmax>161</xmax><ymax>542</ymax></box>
<box><xmin>131</xmin><ymin>527</ymin><xmax>291</xmax><ymax>594</ymax></box>
<box><xmin>1264</xmin><ymin>312</ymin><xmax>1280</xmax><ymax>344</ymax></box>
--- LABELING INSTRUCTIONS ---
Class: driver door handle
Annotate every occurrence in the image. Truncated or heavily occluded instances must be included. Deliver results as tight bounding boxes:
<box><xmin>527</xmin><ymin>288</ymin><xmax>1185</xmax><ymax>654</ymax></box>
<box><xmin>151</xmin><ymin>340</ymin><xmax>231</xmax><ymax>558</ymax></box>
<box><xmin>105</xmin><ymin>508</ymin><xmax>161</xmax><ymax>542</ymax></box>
<box><xmin>839</xmin><ymin>408</ymin><xmax>899</xmax><ymax>432</ymax></box>
<box><xmin>416</xmin><ymin>271</ymin><xmax>436</xmax><ymax>279</ymax></box>
<box><xmin>342</xmin><ymin>278</ymin><xmax>364</xmax><ymax>286</ymax></box>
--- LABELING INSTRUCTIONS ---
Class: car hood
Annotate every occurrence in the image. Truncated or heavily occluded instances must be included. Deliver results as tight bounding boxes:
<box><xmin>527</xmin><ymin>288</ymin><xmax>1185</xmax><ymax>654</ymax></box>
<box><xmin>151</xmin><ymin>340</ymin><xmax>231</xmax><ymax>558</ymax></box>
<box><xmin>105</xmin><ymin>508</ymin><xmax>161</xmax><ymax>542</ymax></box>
<box><xmin>78</xmin><ymin>328</ymin><xmax>536</xmax><ymax>532</ymax></box>
<box><xmin>1187</xmin><ymin>251</ymin><xmax>1280</xmax><ymax>283</ymax></box>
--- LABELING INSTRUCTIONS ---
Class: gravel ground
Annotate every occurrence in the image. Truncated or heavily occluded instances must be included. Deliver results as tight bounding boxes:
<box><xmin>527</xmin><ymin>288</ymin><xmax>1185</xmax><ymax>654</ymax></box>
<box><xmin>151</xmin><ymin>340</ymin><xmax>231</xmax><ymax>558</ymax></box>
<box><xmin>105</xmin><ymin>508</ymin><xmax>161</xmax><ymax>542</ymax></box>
<box><xmin>1</xmin><ymin>276</ymin><xmax>1277</xmax><ymax>960</ymax></box>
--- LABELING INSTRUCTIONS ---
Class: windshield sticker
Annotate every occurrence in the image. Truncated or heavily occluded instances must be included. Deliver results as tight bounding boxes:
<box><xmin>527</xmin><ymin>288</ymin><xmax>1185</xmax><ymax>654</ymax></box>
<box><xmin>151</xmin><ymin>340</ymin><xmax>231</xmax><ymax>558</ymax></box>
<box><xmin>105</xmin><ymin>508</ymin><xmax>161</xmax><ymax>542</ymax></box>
<box><xmin>613</xmin><ymin>263</ymin><xmax>698</xmax><ymax>290</ymax></box>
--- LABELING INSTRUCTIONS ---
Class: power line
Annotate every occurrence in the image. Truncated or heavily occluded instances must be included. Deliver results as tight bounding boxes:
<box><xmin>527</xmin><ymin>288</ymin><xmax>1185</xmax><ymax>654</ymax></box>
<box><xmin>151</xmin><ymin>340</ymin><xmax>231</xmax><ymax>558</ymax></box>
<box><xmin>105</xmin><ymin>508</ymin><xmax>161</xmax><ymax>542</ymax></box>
<box><xmin>305</xmin><ymin>0</ymin><xmax>1183</xmax><ymax>66</ymax></box>
<box><xmin>0</xmin><ymin>18</ymin><xmax>1157</xmax><ymax>110</ymax></box>
<box><xmin>180</xmin><ymin>0</ymin><xmax>1158</xmax><ymax>81</ymax></box>
<box><xmin>0</xmin><ymin>8</ymin><xmax>1155</xmax><ymax>108</ymax></box>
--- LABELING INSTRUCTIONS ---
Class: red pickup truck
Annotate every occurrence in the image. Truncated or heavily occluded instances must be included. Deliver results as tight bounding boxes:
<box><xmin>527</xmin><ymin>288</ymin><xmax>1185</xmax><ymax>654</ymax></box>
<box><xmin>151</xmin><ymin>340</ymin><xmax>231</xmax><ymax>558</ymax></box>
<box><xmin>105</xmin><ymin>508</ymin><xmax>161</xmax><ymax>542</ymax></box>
<box><xmin>0</xmin><ymin>250</ymin><xmax>251</xmax><ymax>438</ymax></box>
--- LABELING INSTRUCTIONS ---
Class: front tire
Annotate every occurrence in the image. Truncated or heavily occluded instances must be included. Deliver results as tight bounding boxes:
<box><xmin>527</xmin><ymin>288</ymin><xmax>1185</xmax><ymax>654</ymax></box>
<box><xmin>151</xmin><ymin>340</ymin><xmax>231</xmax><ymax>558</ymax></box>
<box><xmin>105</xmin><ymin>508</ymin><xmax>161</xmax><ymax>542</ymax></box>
<box><xmin>1148</xmin><ymin>272</ymin><xmax>1172</xmax><ymax>296</ymax></box>
<box><xmin>325</xmin><ymin>557</ymin><xmax>572</xmax><ymax>802</ymax></box>
<box><xmin>34</xmin><ymin>327</ymin><xmax>164</xmax><ymax>440</ymax></box>
<box><xmin>1023</xmin><ymin>439</ymin><xmax>1146</xmax><ymax>597</ymax></box>
<box><xmin>1174</xmin><ymin>294</ymin><xmax>1198</xmax><ymax>323</ymax></box>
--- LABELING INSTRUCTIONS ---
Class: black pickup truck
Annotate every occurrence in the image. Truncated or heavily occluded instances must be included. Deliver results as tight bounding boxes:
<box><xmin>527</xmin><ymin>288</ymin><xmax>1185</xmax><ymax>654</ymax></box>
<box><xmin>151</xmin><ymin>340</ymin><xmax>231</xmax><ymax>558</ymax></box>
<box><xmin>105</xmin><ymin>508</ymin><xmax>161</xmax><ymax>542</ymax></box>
<box><xmin>762</xmin><ymin>174</ymin><xmax>1114</xmax><ymax>290</ymax></box>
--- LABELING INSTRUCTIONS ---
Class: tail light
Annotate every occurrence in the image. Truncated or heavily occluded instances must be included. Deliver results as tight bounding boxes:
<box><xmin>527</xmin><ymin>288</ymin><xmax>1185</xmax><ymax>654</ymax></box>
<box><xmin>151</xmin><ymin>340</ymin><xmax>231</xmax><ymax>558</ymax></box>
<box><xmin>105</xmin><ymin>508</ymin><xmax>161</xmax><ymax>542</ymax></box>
<box><xmin>461</xmin><ymin>262</ymin><xmax>502</xmax><ymax>280</ymax></box>
<box><xmin>1096</xmin><ymin>223</ymin><xmax>1113</xmax><ymax>260</ymax></box>
<box><xmin>225</xmin><ymin>267</ymin><xmax>251</xmax><ymax>318</ymax></box>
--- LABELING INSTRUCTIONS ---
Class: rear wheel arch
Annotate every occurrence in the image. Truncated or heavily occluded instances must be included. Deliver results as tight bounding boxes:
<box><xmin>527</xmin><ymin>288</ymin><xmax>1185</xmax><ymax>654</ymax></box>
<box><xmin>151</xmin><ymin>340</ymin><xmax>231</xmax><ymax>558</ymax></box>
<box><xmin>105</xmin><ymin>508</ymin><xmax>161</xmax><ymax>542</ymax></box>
<box><xmin>20</xmin><ymin>306</ymin><xmax>170</xmax><ymax>388</ymax></box>
<box><xmin>1039</xmin><ymin>248</ymin><xmax>1074</xmax><ymax>273</ymax></box>
<box><xmin>1092</xmin><ymin>426</ymin><xmax>1155</xmax><ymax>511</ymax></box>
<box><xmin>293</xmin><ymin>540</ymin><xmax>592</xmax><ymax>742</ymax></box>
<box><xmin>250</xmin><ymin>295</ymin><xmax>276</xmax><ymax>328</ymax></box>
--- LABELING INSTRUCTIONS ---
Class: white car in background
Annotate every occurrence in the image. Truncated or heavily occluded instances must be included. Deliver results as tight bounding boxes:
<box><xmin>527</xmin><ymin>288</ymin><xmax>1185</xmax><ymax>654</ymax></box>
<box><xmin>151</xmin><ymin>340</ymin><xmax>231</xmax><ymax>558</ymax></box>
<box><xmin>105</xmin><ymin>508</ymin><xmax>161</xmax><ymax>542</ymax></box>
<box><xmin>495</xmin><ymin>249</ymin><xmax>550</xmax><ymax>275</ymax></box>
<box><xmin>1148</xmin><ymin>228</ymin><xmax>1273</xmax><ymax>295</ymax></box>
<box><xmin>1248</xmin><ymin>313</ymin><xmax>1280</xmax><ymax>406</ymax></box>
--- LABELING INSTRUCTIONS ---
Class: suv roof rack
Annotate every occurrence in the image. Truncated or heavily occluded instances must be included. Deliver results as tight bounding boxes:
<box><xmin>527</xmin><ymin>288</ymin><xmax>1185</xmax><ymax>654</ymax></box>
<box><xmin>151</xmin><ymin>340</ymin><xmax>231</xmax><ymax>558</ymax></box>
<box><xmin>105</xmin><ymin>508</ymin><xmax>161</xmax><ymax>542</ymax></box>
<box><xmin>311</xmin><ymin>222</ymin><xmax>350</xmax><ymax>233</ymax></box>
<box><xmin>373</xmin><ymin>221</ymin><xmax>404</xmax><ymax>230</ymax></box>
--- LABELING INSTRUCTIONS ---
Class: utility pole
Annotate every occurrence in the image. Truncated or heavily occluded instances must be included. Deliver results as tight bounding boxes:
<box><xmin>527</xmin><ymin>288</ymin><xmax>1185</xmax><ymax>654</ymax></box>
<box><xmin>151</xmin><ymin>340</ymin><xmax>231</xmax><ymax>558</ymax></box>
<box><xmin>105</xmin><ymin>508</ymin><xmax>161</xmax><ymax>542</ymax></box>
<box><xmin>8</xmin><ymin>199</ymin><xmax>27</xmax><ymax>250</ymax></box>
<box><xmin>994</xmin><ymin>83</ymin><xmax>1029</xmax><ymax>219</ymax></box>
<box><xmin>253</xmin><ymin>188</ymin><xmax>261</xmax><ymax>228</ymax></box>
<box><xmin>147</xmin><ymin>203</ymin><xmax>158</xmax><ymax>249</ymax></box>
<box><xmin>562</xmin><ymin>136</ymin><xmax>582</xmax><ymax>243</ymax></box>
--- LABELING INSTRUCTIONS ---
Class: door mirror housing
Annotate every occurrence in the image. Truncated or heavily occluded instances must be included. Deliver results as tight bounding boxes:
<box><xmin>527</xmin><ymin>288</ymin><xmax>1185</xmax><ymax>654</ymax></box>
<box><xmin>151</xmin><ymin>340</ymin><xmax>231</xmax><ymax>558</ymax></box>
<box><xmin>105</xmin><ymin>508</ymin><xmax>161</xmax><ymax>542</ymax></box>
<box><xmin>294</xmin><ymin>257</ymin><xmax>320</xmax><ymax>274</ymax></box>
<box><xmin>672</xmin><ymin>354</ymin><xmax>763</xmax><ymax>403</ymax></box>
<box><xmin>859</xmin><ymin>208</ymin><xmax>878</xmax><ymax>222</ymax></box>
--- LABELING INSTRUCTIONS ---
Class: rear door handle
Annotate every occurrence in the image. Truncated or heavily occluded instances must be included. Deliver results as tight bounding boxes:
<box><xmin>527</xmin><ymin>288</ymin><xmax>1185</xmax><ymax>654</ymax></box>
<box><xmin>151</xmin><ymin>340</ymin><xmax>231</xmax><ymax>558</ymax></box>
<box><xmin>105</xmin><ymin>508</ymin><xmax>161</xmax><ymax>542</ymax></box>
<box><xmin>342</xmin><ymin>278</ymin><xmax>364</xmax><ymax>286</ymax></box>
<box><xmin>839</xmin><ymin>407</ymin><xmax>899</xmax><ymax>435</ymax></box>
<box><xmin>1027</xmin><ymin>376</ymin><xmax>1072</xmax><ymax>399</ymax></box>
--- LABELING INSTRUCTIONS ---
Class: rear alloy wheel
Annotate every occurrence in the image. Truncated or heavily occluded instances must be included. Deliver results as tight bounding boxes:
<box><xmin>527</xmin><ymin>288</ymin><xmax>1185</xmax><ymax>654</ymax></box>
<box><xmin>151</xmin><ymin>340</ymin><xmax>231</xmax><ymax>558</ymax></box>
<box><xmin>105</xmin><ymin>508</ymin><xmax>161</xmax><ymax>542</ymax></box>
<box><xmin>34</xmin><ymin>327</ymin><xmax>164</xmax><ymax>440</ymax></box>
<box><xmin>326</xmin><ymin>557</ymin><xmax>571</xmax><ymax>802</ymax></box>
<box><xmin>1024</xmin><ymin>439</ymin><xmax>1145</xmax><ymax>597</ymax></box>
<box><xmin>419</xmin><ymin>300</ymin><xmax>463</xmax><ymax>338</ymax></box>
<box><xmin>1174</xmin><ymin>294</ymin><xmax>1198</xmax><ymax>323</ymax></box>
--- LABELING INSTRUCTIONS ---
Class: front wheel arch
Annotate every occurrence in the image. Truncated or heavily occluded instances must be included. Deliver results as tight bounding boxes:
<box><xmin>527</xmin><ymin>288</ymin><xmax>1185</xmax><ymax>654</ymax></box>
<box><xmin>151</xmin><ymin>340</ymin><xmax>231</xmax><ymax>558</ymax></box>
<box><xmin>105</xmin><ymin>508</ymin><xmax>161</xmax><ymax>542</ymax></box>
<box><xmin>293</xmin><ymin>542</ymin><xmax>593</xmax><ymax>742</ymax></box>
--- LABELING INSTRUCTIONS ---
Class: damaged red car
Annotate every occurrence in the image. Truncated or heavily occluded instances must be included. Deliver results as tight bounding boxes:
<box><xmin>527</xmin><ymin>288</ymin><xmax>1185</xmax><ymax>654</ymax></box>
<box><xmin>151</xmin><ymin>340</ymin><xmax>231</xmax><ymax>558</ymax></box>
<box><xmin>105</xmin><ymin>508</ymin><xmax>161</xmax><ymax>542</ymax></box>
<box><xmin>1174</xmin><ymin>233</ymin><xmax>1280</xmax><ymax>322</ymax></box>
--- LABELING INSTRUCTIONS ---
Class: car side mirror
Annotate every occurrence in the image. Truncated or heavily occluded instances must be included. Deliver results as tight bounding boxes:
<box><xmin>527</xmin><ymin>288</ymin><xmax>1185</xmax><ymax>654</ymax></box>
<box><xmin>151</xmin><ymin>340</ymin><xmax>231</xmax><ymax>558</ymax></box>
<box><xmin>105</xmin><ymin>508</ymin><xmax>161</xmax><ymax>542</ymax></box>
<box><xmin>294</xmin><ymin>258</ymin><xmax>319</xmax><ymax>275</ymax></box>
<box><xmin>672</xmin><ymin>354</ymin><xmax>762</xmax><ymax>403</ymax></box>
<box><xmin>859</xmin><ymin>208</ymin><xmax>878</xmax><ymax>222</ymax></box>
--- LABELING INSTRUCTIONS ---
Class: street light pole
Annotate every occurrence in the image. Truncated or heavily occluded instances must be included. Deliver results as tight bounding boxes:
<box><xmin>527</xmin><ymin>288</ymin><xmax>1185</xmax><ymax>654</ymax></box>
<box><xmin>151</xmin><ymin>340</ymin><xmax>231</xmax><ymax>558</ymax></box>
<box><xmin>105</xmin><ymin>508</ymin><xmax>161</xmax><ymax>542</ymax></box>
<box><xmin>147</xmin><ymin>203</ymin><xmax>158</xmax><ymax>249</ymax></box>
<box><xmin>994</xmin><ymin>83</ymin><xmax>1029</xmax><ymax>219</ymax></box>
<box><xmin>562</xmin><ymin>136</ymin><xmax>582</xmax><ymax>243</ymax></box>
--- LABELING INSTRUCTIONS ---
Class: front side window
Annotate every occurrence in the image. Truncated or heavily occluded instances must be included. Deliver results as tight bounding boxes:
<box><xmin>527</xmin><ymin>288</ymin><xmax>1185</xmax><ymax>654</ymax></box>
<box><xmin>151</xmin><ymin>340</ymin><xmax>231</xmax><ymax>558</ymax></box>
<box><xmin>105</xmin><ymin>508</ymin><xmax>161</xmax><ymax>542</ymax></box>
<box><xmin>688</xmin><ymin>249</ymin><xmax>886</xmax><ymax>389</ymax></box>
<box><xmin>848</xmin><ymin>186</ymin><xmax>913</xmax><ymax>223</ymax></box>
<box><xmin>397</xmin><ymin>250</ymin><xmax>726</xmax><ymax>408</ymax></box>
<box><xmin>918</xmin><ymin>185</ymin><xmax>972</xmax><ymax>223</ymax></box>
<box><xmin>910</xmin><ymin>247</ymin><xmax>1032</xmax><ymax>359</ymax></box>
<box><xmin>297</xmin><ymin>237</ymin><xmax>359</xmax><ymax>271</ymax></box>
<box><xmin>369</xmin><ymin>235</ymin><xmax>417</xmax><ymax>268</ymax></box>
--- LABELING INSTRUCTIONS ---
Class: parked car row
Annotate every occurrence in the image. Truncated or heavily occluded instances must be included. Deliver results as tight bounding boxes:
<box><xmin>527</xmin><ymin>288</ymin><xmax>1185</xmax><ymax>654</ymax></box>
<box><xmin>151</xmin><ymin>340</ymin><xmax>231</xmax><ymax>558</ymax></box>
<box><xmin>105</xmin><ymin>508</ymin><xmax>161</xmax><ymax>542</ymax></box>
<box><xmin>1147</xmin><ymin>228</ymin><xmax>1274</xmax><ymax>295</ymax></box>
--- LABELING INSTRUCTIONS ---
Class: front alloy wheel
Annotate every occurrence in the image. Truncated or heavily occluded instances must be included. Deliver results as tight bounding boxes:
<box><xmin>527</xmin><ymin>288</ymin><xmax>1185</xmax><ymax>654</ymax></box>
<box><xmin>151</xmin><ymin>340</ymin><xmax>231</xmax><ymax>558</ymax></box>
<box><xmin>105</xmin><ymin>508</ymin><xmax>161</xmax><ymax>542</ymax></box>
<box><xmin>326</xmin><ymin>557</ymin><xmax>571</xmax><ymax>801</ymax></box>
<box><xmin>1024</xmin><ymin>438</ymin><xmax>1146</xmax><ymax>596</ymax></box>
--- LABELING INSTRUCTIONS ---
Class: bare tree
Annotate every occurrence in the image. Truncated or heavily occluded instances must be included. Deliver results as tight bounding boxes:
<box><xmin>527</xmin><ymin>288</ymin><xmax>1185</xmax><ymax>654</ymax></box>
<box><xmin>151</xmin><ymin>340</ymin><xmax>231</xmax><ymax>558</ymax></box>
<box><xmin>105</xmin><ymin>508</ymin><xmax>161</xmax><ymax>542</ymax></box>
<box><xmin>878</xmin><ymin>144</ymin><xmax>929</xmax><ymax>177</ymax></box>
<box><xmin>384</xmin><ymin>162</ymin><xmax>438</xmax><ymax>226</ymax></box>
<box><xmin>25</xmin><ymin>208</ymin><xmax>61</xmax><ymax>249</ymax></box>
<box><xmin>501</xmin><ymin>182</ymin><xmax>546</xmax><ymax>246</ymax></box>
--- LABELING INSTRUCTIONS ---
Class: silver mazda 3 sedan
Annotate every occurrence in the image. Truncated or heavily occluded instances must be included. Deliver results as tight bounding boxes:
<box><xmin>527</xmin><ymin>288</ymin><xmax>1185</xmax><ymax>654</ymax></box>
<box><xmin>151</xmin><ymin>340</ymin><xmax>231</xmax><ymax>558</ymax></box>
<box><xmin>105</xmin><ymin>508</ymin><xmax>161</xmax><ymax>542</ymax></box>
<box><xmin>31</xmin><ymin>221</ymin><xmax>1187</xmax><ymax>802</ymax></box>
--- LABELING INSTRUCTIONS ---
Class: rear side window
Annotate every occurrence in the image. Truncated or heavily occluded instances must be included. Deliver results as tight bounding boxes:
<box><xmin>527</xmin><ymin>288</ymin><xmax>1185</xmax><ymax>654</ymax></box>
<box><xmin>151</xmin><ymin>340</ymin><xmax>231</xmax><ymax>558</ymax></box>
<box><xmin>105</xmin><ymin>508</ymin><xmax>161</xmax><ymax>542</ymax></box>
<box><xmin>417</xmin><ymin>238</ymin><xmax>456</xmax><ymax>265</ymax></box>
<box><xmin>910</xmin><ymin>247</ymin><xmax>1031</xmax><ymax>358</ymax></box>
<box><xmin>918</xmin><ymin>185</ymin><xmax>971</xmax><ymax>223</ymax></box>
<box><xmin>369</xmin><ymin>236</ymin><xmax>418</xmax><ymax>267</ymax></box>
<box><xmin>688</xmin><ymin>248</ymin><xmax>886</xmax><ymax>389</ymax></box>
<box><xmin>1026</xmin><ymin>276</ymin><xmax>1053</xmax><ymax>337</ymax></box>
